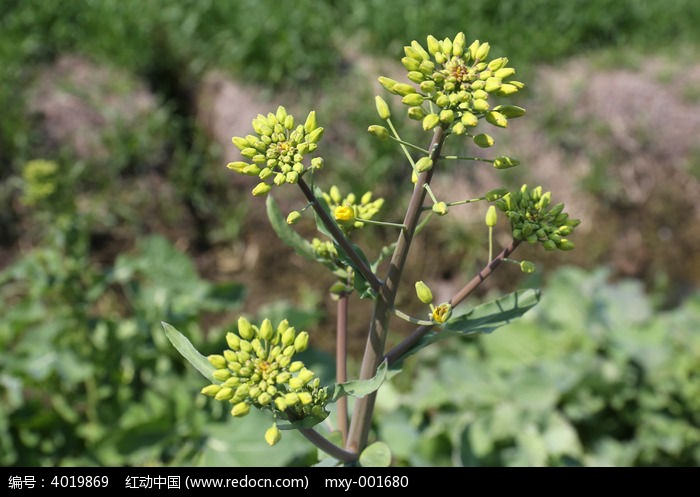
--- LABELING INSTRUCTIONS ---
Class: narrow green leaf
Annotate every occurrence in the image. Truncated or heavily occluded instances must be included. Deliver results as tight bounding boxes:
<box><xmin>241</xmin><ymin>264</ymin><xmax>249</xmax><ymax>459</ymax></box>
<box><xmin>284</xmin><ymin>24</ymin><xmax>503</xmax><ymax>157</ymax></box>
<box><xmin>393</xmin><ymin>289</ymin><xmax>541</xmax><ymax>364</ymax></box>
<box><xmin>162</xmin><ymin>322</ymin><xmax>214</xmax><ymax>381</ymax></box>
<box><xmin>359</xmin><ymin>441</ymin><xmax>392</xmax><ymax>467</ymax></box>
<box><xmin>266</xmin><ymin>195</ymin><xmax>316</xmax><ymax>262</ymax></box>
<box><xmin>329</xmin><ymin>360</ymin><xmax>390</xmax><ymax>402</ymax></box>
<box><xmin>444</xmin><ymin>288</ymin><xmax>541</xmax><ymax>334</ymax></box>
<box><xmin>275</xmin><ymin>412</ymin><xmax>329</xmax><ymax>431</ymax></box>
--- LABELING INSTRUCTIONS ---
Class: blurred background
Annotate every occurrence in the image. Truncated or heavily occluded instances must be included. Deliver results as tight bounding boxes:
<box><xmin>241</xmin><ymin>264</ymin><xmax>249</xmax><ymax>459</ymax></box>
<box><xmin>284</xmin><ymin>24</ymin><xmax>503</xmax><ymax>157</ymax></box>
<box><xmin>1</xmin><ymin>0</ymin><xmax>699</xmax><ymax>466</ymax></box>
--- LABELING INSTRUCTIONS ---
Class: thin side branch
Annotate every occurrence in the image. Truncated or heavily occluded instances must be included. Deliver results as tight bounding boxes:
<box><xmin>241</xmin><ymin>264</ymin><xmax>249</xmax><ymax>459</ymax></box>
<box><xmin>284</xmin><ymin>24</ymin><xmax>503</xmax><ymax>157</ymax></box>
<box><xmin>384</xmin><ymin>239</ymin><xmax>520</xmax><ymax>366</ymax></box>
<box><xmin>297</xmin><ymin>177</ymin><xmax>382</xmax><ymax>293</ymax></box>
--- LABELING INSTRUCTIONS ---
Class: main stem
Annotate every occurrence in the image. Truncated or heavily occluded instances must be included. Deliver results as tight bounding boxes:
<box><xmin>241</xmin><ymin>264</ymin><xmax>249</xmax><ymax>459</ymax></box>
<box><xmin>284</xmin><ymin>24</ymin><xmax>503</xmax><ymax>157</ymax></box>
<box><xmin>345</xmin><ymin>127</ymin><xmax>445</xmax><ymax>453</ymax></box>
<box><xmin>336</xmin><ymin>295</ymin><xmax>349</xmax><ymax>445</ymax></box>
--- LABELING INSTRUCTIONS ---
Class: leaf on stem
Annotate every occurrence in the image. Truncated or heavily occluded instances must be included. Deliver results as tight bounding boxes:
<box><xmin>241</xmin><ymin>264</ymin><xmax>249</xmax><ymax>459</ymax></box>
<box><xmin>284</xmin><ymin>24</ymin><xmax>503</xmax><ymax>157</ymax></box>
<box><xmin>266</xmin><ymin>195</ymin><xmax>317</xmax><ymax>262</ymax></box>
<box><xmin>328</xmin><ymin>359</ymin><xmax>393</xmax><ymax>402</ymax></box>
<box><xmin>162</xmin><ymin>322</ymin><xmax>214</xmax><ymax>381</ymax></box>
<box><xmin>359</xmin><ymin>441</ymin><xmax>392</xmax><ymax>467</ymax></box>
<box><xmin>393</xmin><ymin>289</ymin><xmax>541</xmax><ymax>364</ymax></box>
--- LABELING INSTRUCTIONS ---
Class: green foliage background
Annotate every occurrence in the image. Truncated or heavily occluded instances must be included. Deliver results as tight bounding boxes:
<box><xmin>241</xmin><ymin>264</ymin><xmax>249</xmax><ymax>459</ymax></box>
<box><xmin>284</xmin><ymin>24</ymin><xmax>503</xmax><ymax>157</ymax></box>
<box><xmin>1</xmin><ymin>0</ymin><xmax>699</xmax><ymax>466</ymax></box>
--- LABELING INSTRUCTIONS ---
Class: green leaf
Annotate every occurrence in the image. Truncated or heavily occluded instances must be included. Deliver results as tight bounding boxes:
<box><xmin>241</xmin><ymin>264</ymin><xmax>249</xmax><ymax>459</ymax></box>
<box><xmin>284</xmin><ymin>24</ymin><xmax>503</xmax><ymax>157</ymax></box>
<box><xmin>266</xmin><ymin>194</ymin><xmax>316</xmax><ymax>262</ymax></box>
<box><xmin>329</xmin><ymin>360</ymin><xmax>392</xmax><ymax>402</ymax></box>
<box><xmin>394</xmin><ymin>289</ymin><xmax>541</xmax><ymax>364</ymax></box>
<box><xmin>275</xmin><ymin>412</ymin><xmax>329</xmax><ymax>431</ymax></box>
<box><xmin>162</xmin><ymin>322</ymin><xmax>214</xmax><ymax>381</ymax></box>
<box><xmin>359</xmin><ymin>441</ymin><xmax>392</xmax><ymax>467</ymax></box>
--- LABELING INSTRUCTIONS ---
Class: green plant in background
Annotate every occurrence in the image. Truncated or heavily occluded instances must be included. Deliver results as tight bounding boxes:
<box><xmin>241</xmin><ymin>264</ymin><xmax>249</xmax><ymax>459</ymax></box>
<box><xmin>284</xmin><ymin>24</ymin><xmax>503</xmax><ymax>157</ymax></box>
<box><xmin>379</xmin><ymin>267</ymin><xmax>700</xmax><ymax>466</ymax></box>
<box><xmin>0</xmin><ymin>158</ymin><xmax>246</xmax><ymax>466</ymax></box>
<box><xmin>165</xmin><ymin>32</ymin><xmax>580</xmax><ymax>466</ymax></box>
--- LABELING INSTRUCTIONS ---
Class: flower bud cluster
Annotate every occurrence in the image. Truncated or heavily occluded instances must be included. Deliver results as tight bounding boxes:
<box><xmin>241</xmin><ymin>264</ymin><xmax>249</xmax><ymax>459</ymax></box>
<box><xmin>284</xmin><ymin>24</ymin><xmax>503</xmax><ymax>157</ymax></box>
<box><xmin>201</xmin><ymin>316</ymin><xmax>329</xmax><ymax>445</ymax></box>
<box><xmin>228</xmin><ymin>106</ymin><xmax>324</xmax><ymax>197</ymax></box>
<box><xmin>322</xmin><ymin>186</ymin><xmax>384</xmax><ymax>235</ymax></box>
<box><xmin>378</xmin><ymin>33</ymin><xmax>525</xmax><ymax>145</ymax></box>
<box><xmin>495</xmin><ymin>185</ymin><xmax>581</xmax><ymax>250</ymax></box>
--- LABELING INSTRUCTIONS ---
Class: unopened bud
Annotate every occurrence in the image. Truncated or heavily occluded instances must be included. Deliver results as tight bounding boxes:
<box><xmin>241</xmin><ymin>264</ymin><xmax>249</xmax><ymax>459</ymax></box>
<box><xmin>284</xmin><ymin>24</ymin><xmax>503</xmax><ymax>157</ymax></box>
<box><xmin>286</xmin><ymin>210</ymin><xmax>302</xmax><ymax>225</ymax></box>
<box><xmin>493</xmin><ymin>156</ymin><xmax>520</xmax><ymax>169</ymax></box>
<box><xmin>415</xmin><ymin>281</ymin><xmax>434</xmax><ymax>304</ymax></box>
<box><xmin>265</xmin><ymin>425</ymin><xmax>282</xmax><ymax>446</ymax></box>
<box><xmin>416</xmin><ymin>156</ymin><xmax>433</xmax><ymax>173</ymax></box>
<box><xmin>520</xmin><ymin>261</ymin><xmax>536</xmax><ymax>273</ymax></box>
<box><xmin>432</xmin><ymin>202</ymin><xmax>448</xmax><ymax>215</ymax></box>
<box><xmin>402</xmin><ymin>93</ymin><xmax>424</xmax><ymax>106</ymax></box>
<box><xmin>485</xmin><ymin>205</ymin><xmax>498</xmax><ymax>227</ymax></box>
<box><xmin>368</xmin><ymin>125</ymin><xmax>389</xmax><ymax>140</ymax></box>
<box><xmin>201</xmin><ymin>384</ymin><xmax>222</xmax><ymax>397</ymax></box>
<box><xmin>259</xmin><ymin>318</ymin><xmax>274</xmax><ymax>341</ymax></box>
<box><xmin>214</xmin><ymin>387</ymin><xmax>234</xmax><ymax>401</ymax></box>
<box><xmin>251</xmin><ymin>182</ymin><xmax>271</xmax><ymax>197</ymax></box>
<box><xmin>486</xmin><ymin>111</ymin><xmax>508</xmax><ymax>128</ymax></box>
<box><xmin>208</xmin><ymin>354</ymin><xmax>227</xmax><ymax>369</ymax></box>
<box><xmin>231</xmin><ymin>402</ymin><xmax>250</xmax><ymax>417</ymax></box>
<box><xmin>493</xmin><ymin>105</ymin><xmax>526</xmax><ymax>118</ymax></box>
<box><xmin>408</xmin><ymin>106</ymin><xmax>426</xmax><ymax>120</ymax></box>
<box><xmin>375</xmin><ymin>96</ymin><xmax>391</xmax><ymax>120</ymax></box>
<box><xmin>294</xmin><ymin>331</ymin><xmax>309</xmax><ymax>352</ymax></box>
<box><xmin>473</xmin><ymin>133</ymin><xmax>495</xmax><ymax>148</ymax></box>
<box><xmin>422</xmin><ymin>113</ymin><xmax>440</xmax><ymax>131</ymax></box>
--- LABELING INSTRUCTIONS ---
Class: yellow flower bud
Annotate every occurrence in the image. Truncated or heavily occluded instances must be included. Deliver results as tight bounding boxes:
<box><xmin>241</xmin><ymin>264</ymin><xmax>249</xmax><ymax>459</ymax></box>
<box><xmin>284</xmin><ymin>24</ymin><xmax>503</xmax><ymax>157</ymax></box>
<box><xmin>368</xmin><ymin>125</ymin><xmax>389</xmax><ymax>140</ymax></box>
<box><xmin>408</xmin><ymin>106</ymin><xmax>426</xmax><ymax>121</ymax></box>
<box><xmin>472</xmin><ymin>98</ymin><xmax>490</xmax><ymax>112</ymax></box>
<box><xmin>426</xmin><ymin>35</ymin><xmax>441</xmax><ymax>55</ymax></box>
<box><xmin>289</xmin><ymin>361</ymin><xmax>304</xmax><ymax>373</ymax></box>
<box><xmin>378</xmin><ymin>76</ymin><xmax>399</xmax><ymax>94</ymax></box>
<box><xmin>286</xmin><ymin>211</ymin><xmax>302</xmax><ymax>225</ymax></box>
<box><xmin>461</xmin><ymin>112</ymin><xmax>478</xmax><ymax>127</ymax></box>
<box><xmin>201</xmin><ymin>384</ymin><xmax>221</xmax><ymax>397</ymax></box>
<box><xmin>520</xmin><ymin>261</ymin><xmax>536</xmax><ymax>273</ymax></box>
<box><xmin>251</xmin><ymin>182</ymin><xmax>271</xmax><ymax>197</ymax></box>
<box><xmin>432</xmin><ymin>201</ymin><xmax>448</xmax><ymax>215</ymax></box>
<box><xmin>486</xmin><ymin>111</ymin><xmax>508</xmax><ymax>128</ymax></box>
<box><xmin>495</xmin><ymin>67</ymin><xmax>515</xmax><ymax>79</ymax></box>
<box><xmin>415</xmin><ymin>156</ymin><xmax>433</xmax><ymax>173</ymax></box>
<box><xmin>284</xmin><ymin>392</ymin><xmax>300</xmax><ymax>406</ymax></box>
<box><xmin>415</xmin><ymin>281</ymin><xmax>434</xmax><ymax>304</ymax></box>
<box><xmin>289</xmin><ymin>377</ymin><xmax>304</xmax><ymax>390</ymax></box>
<box><xmin>473</xmin><ymin>133</ymin><xmax>495</xmax><ymax>148</ymax></box>
<box><xmin>208</xmin><ymin>354</ymin><xmax>227</xmax><ymax>369</ymax></box>
<box><xmin>422</xmin><ymin>113</ymin><xmax>440</xmax><ymax>131</ymax></box>
<box><xmin>281</xmin><ymin>326</ymin><xmax>296</xmax><ymax>347</ymax></box>
<box><xmin>393</xmin><ymin>83</ymin><xmax>417</xmax><ymax>96</ymax></box>
<box><xmin>265</xmin><ymin>425</ymin><xmax>282</xmax><ymax>446</ymax></box>
<box><xmin>493</xmin><ymin>105</ymin><xmax>526</xmax><ymax>118</ymax></box>
<box><xmin>259</xmin><ymin>318</ymin><xmax>274</xmax><ymax>341</ymax></box>
<box><xmin>303</xmin><ymin>111</ymin><xmax>317</xmax><ymax>133</ymax></box>
<box><xmin>238</xmin><ymin>316</ymin><xmax>254</xmax><ymax>340</ymax></box>
<box><xmin>231</xmin><ymin>401</ymin><xmax>250</xmax><ymax>417</ymax></box>
<box><xmin>375</xmin><ymin>96</ymin><xmax>391</xmax><ymax>120</ymax></box>
<box><xmin>214</xmin><ymin>387</ymin><xmax>234</xmax><ymax>401</ymax></box>
<box><xmin>439</xmin><ymin>109</ymin><xmax>455</xmax><ymax>124</ymax></box>
<box><xmin>212</xmin><ymin>368</ymin><xmax>231</xmax><ymax>382</ymax></box>
<box><xmin>475</xmin><ymin>42</ymin><xmax>490</xmax><ymax>61</ymax></box>
<box><xmin>402</xmin><ymin>93</ymin><xmax>424</xmax><ymax>106</ymax></box>
<box><xmin>485</xmin><ymin>205</ymin><xmax>498</xmax><ymax>228</ymax></box>
<box><xmin>298</xmin><ymin>368</ymin><xmax>315</xmax><ymax>383</ymax></box>
<box><xmin>274</xmin><ymin>396</ymin><xmax>287</xmax><ymax>412</ymax></box>
<box><xmin>493</xmin><ymin>156</ymin><xmax>520</xmax><ymax>169</ymax></box>
<box><xmin>232</xmin><ymin>136</ymin><xmax>249</xmax><ymax>150</ymax></box>
<box><xmin>334</xmin><ymin>206</ymin><xmax>354</xmax><ymax>222</ymax></box>
<box><xmin>294</xmin><ymin>331</ymin><xmax>309</xmax><ymax>352</ymax></box>
<box><xmin>298</xmin><ymin>392</ymin><xmax>313</xmax><ymax>405</ymax></box>
<box><xmin>227</xmin><ymin>161</ymin><xmax>249</xmax><ymax>173</ymax></box>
